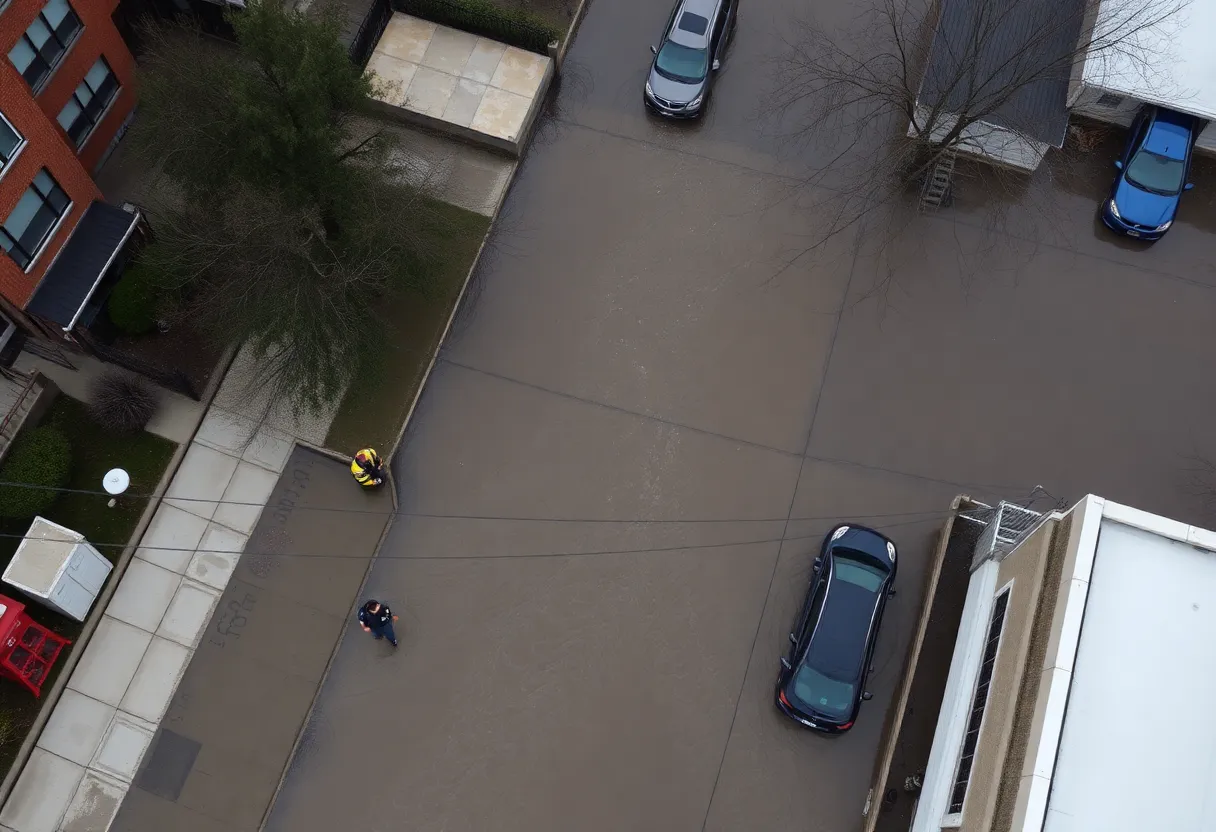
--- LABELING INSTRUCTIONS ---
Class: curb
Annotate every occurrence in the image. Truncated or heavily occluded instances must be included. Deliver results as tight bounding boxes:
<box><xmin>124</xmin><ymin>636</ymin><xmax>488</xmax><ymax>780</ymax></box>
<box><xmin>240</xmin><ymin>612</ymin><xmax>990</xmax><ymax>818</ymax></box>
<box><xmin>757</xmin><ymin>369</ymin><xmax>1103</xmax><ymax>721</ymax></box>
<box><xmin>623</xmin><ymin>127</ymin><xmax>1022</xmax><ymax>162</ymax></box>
<box><xmin>256</xmin><ymin>4</ymin><xmax>596</xmax><ymax>818</ymax></box>
<box><xmin>0</xmin><ymin>340</ymin><xmax>240</xmax><ymax>807</ymax></box>
<box><xmin>256</xmin><ymin>466</ymin><xmax>396</xmax><ymax>832</ymax></box>
<box><xmin>258</xmin><ymin>87</ymin><xmax>523</xmax><ymax>832</ymax></box>
<box><xmin>383</xmin><ymin>165</ymin><xmax>519</xmax><ymax>464</ymax></box>
<box><xmin>556</xmin><ymin>0</ymin><xmax>591</xmax><ymax>69</ymax></box>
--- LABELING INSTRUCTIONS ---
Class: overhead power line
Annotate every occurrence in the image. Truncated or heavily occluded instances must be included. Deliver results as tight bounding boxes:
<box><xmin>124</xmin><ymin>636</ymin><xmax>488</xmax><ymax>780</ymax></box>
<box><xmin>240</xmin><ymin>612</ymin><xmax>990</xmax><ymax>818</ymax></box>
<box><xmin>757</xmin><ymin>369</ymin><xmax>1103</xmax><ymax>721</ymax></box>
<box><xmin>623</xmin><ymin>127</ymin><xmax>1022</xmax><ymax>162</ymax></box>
<box><xmin>0</xmin><ymin>478</ymin><xmax>954</xmax><ymax>526</ymax></box>
<box><xmin>0</xmin><ymin>514</ymin><xmax>948</xmax><ymax>563</ymax></box>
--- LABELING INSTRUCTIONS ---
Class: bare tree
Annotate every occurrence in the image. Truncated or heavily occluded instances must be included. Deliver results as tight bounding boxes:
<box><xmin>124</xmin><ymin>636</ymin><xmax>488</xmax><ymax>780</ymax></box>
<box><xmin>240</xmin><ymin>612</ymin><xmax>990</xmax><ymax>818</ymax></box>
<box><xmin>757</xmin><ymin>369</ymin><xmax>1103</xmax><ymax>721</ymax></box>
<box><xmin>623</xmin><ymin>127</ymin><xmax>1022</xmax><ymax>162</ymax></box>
<box><xmin>769</xmin><ymin>0</ymin><xmax>1188</xmax><ymax>277</ymax></box>
<box><xmin>130</xmin><ymin>0</ymin><xmax>455</xmax><ymax>421</ymax></box>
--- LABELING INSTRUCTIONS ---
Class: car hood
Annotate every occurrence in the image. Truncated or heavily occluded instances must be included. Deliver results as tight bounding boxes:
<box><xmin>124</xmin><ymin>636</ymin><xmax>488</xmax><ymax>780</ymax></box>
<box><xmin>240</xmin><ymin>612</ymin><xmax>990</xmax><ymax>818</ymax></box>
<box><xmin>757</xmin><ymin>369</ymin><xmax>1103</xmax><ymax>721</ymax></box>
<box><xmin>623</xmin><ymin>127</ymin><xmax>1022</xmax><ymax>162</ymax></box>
<box><xmin>1113</xmin><ymin>177</ymin><xmax>1179</xmax><ymax>227</ymax></box>
<box><xmin>646</xmin><ymin>68</ymin><xmax>704</xmax><ymax>104</ymax></box>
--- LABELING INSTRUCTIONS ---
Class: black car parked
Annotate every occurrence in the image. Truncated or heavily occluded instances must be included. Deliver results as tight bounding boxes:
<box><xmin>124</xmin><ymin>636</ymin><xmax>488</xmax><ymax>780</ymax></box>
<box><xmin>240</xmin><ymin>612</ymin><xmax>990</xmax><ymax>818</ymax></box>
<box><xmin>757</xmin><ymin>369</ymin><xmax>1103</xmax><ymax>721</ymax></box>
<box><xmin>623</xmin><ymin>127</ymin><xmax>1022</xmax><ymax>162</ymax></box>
<box><xmin>775</xmin><ymin>524</ymin><xmax>897</xmax><ymax>733</ymax></box>
<box><xmin>644</xmin><ymin>0</ymin><xmax>737</xmax><ymax>118</ymax></box>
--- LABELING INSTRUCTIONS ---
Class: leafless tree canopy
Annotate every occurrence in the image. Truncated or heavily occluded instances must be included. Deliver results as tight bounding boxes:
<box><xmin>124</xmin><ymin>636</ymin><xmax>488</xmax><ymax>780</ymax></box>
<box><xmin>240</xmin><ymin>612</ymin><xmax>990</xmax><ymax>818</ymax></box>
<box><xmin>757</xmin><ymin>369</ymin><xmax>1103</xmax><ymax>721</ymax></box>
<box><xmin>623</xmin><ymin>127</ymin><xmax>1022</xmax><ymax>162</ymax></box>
<box><xmin>771</xmin><ymin>0</ymin><xmax>1188</xmax><ymax>258</ymax></box>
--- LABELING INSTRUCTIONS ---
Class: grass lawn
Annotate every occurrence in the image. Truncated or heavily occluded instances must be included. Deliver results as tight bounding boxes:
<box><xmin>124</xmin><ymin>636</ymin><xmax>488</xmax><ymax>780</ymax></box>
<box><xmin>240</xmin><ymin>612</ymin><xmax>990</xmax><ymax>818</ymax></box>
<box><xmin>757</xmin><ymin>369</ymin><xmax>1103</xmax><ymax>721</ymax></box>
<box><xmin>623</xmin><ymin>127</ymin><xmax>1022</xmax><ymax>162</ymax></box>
<box><xmin>325</xmin><ymin>197</ymin><xmax>491</xmax><ymax>454</ymax></box>
<box><xmin>0</xmin><ymin>395</ymin><xmax>176</xmax><ymax>777</ymax></box>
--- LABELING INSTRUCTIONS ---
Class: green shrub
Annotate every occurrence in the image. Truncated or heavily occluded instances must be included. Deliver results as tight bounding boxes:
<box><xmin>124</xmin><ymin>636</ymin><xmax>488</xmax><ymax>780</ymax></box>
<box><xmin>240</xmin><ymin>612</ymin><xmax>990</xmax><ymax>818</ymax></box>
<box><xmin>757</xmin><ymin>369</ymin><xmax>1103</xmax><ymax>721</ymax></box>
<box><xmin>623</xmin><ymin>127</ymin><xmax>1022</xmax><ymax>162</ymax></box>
<box><xmin>393</xmin><ymin>0</ymin><xmax>560</xmax><ymax>54</ymax></box>
<box><xmin>0</xmin><ymin>426</ymin><xmax>72</xmax><ymax>520</ymax></box>
<box><xmin>107</xmin><ymin>263</ymin><xmax>163</xmax><ymax>336</ymax></box>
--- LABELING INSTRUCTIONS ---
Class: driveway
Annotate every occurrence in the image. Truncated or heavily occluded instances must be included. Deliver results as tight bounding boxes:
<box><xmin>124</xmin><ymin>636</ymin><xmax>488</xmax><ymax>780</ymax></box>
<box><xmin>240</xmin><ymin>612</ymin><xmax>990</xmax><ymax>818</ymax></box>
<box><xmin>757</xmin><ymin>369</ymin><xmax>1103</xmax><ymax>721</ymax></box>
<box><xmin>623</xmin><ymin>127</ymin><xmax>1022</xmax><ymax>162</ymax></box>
<box><xmin>265</xmin><ymin>3</ymin><xmax>1216</xmax><ymax>831</ymax></box>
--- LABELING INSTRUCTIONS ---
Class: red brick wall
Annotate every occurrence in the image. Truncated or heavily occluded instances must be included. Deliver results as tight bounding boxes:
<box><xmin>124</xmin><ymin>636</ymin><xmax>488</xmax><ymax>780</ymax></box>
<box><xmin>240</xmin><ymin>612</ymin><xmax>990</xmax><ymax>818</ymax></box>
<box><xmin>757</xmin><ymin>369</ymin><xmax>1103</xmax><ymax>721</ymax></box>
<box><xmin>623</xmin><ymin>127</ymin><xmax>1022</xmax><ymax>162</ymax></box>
<box><xmin>0</xmin><ymin>0</ymin><xmax>136</xmax><ymax>309</ymax></box>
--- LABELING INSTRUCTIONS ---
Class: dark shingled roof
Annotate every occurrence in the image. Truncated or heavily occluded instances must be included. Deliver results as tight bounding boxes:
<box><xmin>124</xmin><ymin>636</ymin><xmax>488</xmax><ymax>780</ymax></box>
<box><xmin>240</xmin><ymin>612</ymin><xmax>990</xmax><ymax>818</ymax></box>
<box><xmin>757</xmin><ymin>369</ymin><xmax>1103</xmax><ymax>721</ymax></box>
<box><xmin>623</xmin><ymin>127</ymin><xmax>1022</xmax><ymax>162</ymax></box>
<box><xmin>26</xmin><ymin>201</ymin><xmax>137</xmax><ymax>329</ymax></box>
<box><xmin>918</xmin><ymin>0</ymin><xmax>1087</xmax><ymax>146</ymax></box>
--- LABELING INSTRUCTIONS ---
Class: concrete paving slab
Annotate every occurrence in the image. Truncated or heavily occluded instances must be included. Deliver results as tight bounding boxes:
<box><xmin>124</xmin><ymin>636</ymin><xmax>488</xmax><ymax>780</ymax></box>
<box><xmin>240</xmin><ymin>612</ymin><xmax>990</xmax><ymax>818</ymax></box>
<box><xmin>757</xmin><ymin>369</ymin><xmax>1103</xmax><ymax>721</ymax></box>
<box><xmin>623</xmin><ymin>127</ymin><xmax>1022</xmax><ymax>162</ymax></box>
<box><xmin>463</xmin><ymin>38</ymin><xmax>505</xmax><ymax>84</ymax></box>
<box><xmin>442</xmin><ymin>77</ymin><xmax>487</xmax><ymax>127</ymax></box>
<box><xmin>368</xmin><ymin>14</ymin><xmax>551</xmax><ymax>153</ymax></box>
<box><xmin>120</xmin><ymin>637</ymin><xmax>192</xmax><ymax>724</ymax></box>
<box><xmin>0</xmin><ymin>748</ymin><xmax>83</xmax><ymax>832</ymax></box>
<box><xmin>60</xmin><ymin>769</ymin><xmax>126</xmax><ymax>832</ymax></box>
<box><xmin>240</xmin><ymin>428</ymin><xmax>293</xmax><ymax>474</ymax></box>
<box><xmin>109</xmin><ymin>448</ymin><xmax>390</xmax><ymax>832</ymax></box>
<box><xmin>366</xmin><ymin>51</ymin><xmax>415</xmax><ymax>107</ymax></box>
<box><xmin>489</xmin><ymin>46</ymin><xmax>546</xmax><ymax>98</ymax></box>
<box><xmin>156</xmin><ymin>580</ymin><xmax>221</xmax><ymax>649</ymax></box>
<box><xmin>212</xmin><ymin>462</ymin><xmax>278</xmax><ymax>534</ymax></box>
<box><xmin>211</xmin><ymin>345</ymin><xmax>339</xmax><ymax>447</ymax></box>
<box><xmin>193</xmin><ymin>409</ymin><xmax>258</xmax><ymax>458</ymax></box>
<box><xmin>105</xmin><ymin>559</ymin><xmax>181</xmax><ymax>634</ymax></box>
<box><xmin>91</xmin><ymin>713</ymin><xmax>155</xmax><ymax>783</ymax></box>
<box><xmin>470</xmin><ymin>86</ymin><xmax>530</xmax><ymax>142</ymax></box>
<box><xmin>36</xmin><ymin>690</ymin><xmax>115</xmax><ymax>769</ymax></box>
<box><xmin>378</xmin><ymin>12</ymin><xmax>433</xmax><ymax>63</ymax></box>
<box><xmin>136</xmin><ymin>504</ymin><xmax>210</xmax><ymax>574</ymax></box>
<box><xmin>186</xmin><ymin>524</ymin><xmax>247</xmax><ymax>591</ymax></box>
<box><xmin>419</xmin><ymin>25</ymin><xmax>477</xmax><ymax>75</ymax></box>
<box><xmin>164</xmin><ymin>444</ymin><xmax>240</xmax><ymax>522</ymax></box>
<box><xmin>68</xmin><ymin>617</ymin><xmax>153</xmax><ymax>708</ymax></box>
<box><xmin>405</xmin><ymin>65</ymin><xmax>457</xmax><ymax>118</ymax></box>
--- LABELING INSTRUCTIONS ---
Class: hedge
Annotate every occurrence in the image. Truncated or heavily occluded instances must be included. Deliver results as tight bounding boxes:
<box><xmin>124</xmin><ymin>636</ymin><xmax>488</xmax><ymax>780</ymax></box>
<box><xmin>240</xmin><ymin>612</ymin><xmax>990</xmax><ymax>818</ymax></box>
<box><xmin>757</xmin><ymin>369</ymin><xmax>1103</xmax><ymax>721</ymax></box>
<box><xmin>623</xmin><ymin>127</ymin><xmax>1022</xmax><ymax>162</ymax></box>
<box><xmin>393</xmin><ymin>0</ymin><xmax>561</xmax><ymax>55</ymax></box>
<box><xmin>108</xmin><ymin>263</ymin><xmax>162</xmax><ymax>336</ymax></box>
<box><xmin>0</xmin><ymin>425</ymin><xmax>72</xmax><ymax>520</ymax></box>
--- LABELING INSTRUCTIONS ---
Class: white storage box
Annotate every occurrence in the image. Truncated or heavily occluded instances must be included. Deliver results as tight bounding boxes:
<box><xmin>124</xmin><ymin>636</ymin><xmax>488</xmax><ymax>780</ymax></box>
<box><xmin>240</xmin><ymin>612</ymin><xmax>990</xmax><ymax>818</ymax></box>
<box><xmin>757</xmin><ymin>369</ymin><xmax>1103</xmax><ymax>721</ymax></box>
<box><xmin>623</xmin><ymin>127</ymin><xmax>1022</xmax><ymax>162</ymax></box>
<box><xmin>3</xmin><ymin>517</ymin><xmax>113</xmax><ymax>622</ymax></box>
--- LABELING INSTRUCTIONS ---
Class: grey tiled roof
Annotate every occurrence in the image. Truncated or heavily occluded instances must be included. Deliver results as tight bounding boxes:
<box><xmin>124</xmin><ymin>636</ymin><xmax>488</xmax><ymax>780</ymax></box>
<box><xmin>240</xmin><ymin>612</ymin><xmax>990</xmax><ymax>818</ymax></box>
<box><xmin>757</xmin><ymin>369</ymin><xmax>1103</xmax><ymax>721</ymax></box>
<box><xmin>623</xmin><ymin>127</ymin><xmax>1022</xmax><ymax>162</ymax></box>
<box><xmin>918</xmin><ymin>0</ymin><xmax>1086</xmax><ymax>146</ymax></box>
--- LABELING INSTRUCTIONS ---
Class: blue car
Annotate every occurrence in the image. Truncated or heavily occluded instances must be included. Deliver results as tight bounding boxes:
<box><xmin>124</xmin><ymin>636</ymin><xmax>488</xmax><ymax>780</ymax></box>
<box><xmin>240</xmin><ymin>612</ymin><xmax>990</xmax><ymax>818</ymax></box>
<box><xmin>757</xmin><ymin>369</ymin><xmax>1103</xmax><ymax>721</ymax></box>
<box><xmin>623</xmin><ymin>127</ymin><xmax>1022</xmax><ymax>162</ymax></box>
<box><xmin>1101</xmin><ymin>106</ymin><xmax>1197</xmax><ymax>241</ymax></box>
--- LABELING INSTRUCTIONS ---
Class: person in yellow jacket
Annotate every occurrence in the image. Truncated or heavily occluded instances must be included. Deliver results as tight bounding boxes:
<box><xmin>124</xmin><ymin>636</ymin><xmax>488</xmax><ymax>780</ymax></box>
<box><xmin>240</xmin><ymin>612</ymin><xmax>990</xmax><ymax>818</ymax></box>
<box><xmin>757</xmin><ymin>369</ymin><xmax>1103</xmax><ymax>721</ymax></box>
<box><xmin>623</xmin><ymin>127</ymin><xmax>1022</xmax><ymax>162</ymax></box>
<box><xmin>350</xmin><ymin>448</ymin><xmax>384</xmax><ymax>487</ymax></box>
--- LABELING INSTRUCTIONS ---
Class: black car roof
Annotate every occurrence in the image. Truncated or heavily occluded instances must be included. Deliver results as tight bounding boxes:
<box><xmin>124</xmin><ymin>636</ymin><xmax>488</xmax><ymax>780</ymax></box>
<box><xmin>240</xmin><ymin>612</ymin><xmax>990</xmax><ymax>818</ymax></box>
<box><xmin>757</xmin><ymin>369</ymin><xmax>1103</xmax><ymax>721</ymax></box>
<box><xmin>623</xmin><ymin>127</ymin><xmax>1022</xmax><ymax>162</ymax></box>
<box><xmin>802</xmin><ymin>573</ymin><xmax>881</xmax><ymax>682</ymax></box>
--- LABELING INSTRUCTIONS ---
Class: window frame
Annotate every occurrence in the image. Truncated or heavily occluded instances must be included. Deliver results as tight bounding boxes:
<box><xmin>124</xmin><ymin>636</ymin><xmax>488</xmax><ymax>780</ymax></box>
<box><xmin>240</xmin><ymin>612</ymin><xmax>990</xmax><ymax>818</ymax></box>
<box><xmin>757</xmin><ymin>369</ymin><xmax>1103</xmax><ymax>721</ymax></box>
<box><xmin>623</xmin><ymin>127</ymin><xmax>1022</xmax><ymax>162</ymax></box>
<box><xmin>7</xmin><ymin>0</ymin><xmax>84</xmax><ymax>93</ymax></box>
<box><xmin>0</xmin><ymin>111</ymin><xmax>27</xmax><ymax>185</ymax></box>
<box><xmin>942</xmin><ymin>581</ymin><xmax>1013</xmax><ymax>826</ymax></box>
<box><xmin>57</xmin><ymin>56</ymin><xmax>120</xmax><ymax>149</ymax></box>
<box><xmin>0</xmin><ymin>169</ymin><xmax>74</xmax><ymax>273</ymax></box>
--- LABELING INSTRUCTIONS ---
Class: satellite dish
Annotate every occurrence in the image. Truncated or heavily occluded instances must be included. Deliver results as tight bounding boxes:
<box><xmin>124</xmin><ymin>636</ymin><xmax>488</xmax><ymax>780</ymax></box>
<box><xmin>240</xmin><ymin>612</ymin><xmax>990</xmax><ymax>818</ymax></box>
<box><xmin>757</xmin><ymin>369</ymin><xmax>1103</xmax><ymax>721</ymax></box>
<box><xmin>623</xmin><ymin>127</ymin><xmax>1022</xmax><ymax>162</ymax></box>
<box><xmin>103</xmin><ymin>469</ymin><xmax>130</xmax><ymax>507</ymax></box>
<box><xmin>103</xmin><ymin>469</ymin><xmax>130</xmax><ymax>496</ymax></box>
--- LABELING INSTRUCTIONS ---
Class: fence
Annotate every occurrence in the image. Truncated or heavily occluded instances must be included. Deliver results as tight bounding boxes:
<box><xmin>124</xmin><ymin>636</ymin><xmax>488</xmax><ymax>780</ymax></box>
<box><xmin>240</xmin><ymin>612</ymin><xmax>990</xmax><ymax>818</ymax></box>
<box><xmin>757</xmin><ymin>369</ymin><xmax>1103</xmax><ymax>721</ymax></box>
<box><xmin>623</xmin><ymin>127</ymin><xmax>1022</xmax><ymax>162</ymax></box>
<box><xmin>349</xmin><ymin>0</ymin><xmax>393</xmax><ymax>68</ymax></box>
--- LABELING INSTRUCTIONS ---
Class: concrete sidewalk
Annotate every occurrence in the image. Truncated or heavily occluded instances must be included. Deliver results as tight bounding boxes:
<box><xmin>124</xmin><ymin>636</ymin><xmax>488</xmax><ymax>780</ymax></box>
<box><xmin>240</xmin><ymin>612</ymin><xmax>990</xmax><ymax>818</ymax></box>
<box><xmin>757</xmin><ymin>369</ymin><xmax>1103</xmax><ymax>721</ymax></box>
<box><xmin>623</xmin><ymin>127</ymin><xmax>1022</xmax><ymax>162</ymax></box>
<box><xmin>110</xmin><ymin>447</ymin><xmax>390</xmax><ymax>832</ymax></box>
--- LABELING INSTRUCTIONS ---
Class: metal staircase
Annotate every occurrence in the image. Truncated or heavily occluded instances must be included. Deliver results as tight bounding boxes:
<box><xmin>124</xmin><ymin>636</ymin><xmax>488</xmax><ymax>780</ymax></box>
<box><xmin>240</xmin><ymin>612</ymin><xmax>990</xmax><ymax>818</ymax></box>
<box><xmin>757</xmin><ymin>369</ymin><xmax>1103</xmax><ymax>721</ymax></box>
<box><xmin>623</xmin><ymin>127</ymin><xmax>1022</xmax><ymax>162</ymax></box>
<box><xmin>918</xmin><ymin>148</ymin><xmax>957</xmax><ymax>211</ymax></box>
<box><xmin>0</xmin><ymin>373</ymin><xmax>42</xmax><ymax>462</ymax></box>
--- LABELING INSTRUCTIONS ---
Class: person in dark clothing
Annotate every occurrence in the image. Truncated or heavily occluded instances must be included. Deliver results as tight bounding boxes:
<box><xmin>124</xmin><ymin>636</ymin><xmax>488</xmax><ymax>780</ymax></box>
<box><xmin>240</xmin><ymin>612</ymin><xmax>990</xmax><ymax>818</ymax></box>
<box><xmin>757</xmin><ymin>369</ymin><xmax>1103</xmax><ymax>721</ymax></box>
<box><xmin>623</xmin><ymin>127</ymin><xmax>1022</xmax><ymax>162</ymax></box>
<box><xmin>358</xmin><ymin>600</ymin><xmax>399</xmax><ymax>647</ymax></box>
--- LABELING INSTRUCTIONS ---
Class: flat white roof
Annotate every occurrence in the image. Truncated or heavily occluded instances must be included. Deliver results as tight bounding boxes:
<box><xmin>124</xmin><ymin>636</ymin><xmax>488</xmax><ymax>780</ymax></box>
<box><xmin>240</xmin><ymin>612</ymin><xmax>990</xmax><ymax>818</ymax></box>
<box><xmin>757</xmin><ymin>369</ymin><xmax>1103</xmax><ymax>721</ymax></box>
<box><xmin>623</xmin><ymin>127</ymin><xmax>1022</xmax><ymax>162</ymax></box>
<box><xmin>1083</xmin><ymin>0</ymin><xmax>1216</xmax><ymax>121</ymax></box>
<box><xmin>1044</xmin><ymin>506</ymin><xmax>1216</xmax><ymax>832</ymax></box>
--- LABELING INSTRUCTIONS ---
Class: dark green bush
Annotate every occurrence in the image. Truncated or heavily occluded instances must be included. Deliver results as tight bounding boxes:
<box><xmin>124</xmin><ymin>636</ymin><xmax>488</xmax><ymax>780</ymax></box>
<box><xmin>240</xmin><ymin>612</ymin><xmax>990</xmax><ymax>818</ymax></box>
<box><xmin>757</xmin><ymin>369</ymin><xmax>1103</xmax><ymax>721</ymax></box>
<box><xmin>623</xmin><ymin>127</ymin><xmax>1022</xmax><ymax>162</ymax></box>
<box><xmin>393</xmin><ymin>0</ymin><xmax>560</xmax><ymax>54</ymax></box>
<box><xmin>107</xmin><ymin>263</ymin><xmax>163</xmax><ymax>336</ymax></box>
<box><xmin>0</xmin><ymin>426</ymin><xmax>72</xmax><ymax>520</ymax></box>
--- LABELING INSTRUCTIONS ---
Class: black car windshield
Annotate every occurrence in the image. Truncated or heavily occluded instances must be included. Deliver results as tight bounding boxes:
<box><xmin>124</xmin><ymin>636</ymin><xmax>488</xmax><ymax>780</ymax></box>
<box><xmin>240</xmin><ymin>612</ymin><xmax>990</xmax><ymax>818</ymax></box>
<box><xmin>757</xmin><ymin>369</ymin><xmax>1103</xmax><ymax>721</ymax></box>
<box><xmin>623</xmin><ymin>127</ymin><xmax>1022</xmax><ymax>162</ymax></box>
<box><xmin>789</xmin><ymin>665</ymin><xmax>854</xmax><ymax>719</ymax></box>
<box><xmin>1126</xmin><ymin>149</ymin><xmax>1186</xmax><ymax>195</ymax></box>
<box><xmin>833</xmin><ymin>553</ymin><xmax>888</xmax><ymax>592</ymax></box>
<box><xmin>654</xmin><ymin>41</ymin><xmax>708</xmax><ymax>84</ymax></box>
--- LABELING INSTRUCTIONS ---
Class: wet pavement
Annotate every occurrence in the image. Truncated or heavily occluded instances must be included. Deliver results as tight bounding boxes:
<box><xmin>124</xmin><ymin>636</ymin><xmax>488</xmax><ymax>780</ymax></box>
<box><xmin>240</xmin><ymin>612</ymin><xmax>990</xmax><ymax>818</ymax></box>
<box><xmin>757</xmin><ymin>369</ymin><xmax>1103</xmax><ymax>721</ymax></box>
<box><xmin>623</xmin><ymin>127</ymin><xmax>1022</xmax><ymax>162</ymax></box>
<box><xmin>265</xmin><ymin>1</ymin><xmax>1216</xmax><ymax>831</ymax></box>
<box><xmin>110</xmin><ymin>449</ymin><xmax>390</xmax><ymax>832</ymax></box>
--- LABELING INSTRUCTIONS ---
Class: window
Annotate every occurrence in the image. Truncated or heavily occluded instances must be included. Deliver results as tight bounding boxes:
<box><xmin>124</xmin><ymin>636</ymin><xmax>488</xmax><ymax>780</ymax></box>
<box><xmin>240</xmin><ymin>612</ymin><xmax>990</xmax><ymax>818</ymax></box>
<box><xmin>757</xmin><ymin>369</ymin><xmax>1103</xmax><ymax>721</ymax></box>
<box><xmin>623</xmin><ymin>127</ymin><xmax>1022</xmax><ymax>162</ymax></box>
<box><xmin>57</xmin><ymin>58</ymin><xmax>119</xmax><ymax>147</ymax></box>
<box><xmin>0</xmin><ymin>113</ymin><xmax>24</xmax><ymax>176</ymax></box>
<box><xmin>0</xmin><ymin>170</ymin><xmax>71</xmax><ymax>270</ymax></box>
<box><xmin>947</xmin><ymin>587</ymin><xmax>1010</xmax><ymax>816</ymax></box>
<box><xmin>7</xmin><ymin>0</ymin><xmax>83</xmax><ymax>91</ymax></box>
<box><xmin>677</xmin><ymin>11</ymin><xmax>709</xmax><ymax>35</ymax></box>
<box><xmin>1096</xmin><ymin>93</ymin><xmax>1124</xmax><ymax>108</ymax></box>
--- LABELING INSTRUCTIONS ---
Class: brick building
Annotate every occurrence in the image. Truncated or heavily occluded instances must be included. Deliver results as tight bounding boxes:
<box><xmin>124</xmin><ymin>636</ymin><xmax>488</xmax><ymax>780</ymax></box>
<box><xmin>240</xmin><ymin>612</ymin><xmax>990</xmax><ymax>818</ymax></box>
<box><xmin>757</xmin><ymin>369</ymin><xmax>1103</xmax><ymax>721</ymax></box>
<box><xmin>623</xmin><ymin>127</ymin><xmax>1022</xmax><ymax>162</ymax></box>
<box><xmin>0</xmin><ymin>0</ymin><xmax>138</xmax><ymax>356</ymax></box>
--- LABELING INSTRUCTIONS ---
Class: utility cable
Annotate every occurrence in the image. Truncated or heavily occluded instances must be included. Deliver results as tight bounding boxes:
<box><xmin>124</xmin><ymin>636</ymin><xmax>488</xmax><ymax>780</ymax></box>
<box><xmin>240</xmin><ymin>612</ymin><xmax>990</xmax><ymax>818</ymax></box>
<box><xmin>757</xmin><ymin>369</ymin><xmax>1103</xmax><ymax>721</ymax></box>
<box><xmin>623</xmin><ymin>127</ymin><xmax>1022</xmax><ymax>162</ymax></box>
<box><xmin>0</xmin><ymin>478</ymin><xmax>965</xmax><ymax>526</ymax></box>
<box><xmin>0</xmin><ymin>514</ymin><xmax>948</xmax><ymax>563</ymax></box>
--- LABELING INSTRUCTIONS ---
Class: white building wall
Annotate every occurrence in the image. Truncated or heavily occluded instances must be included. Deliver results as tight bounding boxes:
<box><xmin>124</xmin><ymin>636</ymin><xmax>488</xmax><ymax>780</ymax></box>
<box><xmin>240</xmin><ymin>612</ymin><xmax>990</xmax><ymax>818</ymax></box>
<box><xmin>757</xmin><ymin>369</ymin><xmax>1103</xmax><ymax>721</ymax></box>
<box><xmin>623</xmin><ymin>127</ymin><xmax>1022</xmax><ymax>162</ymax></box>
<box><xmin>910</xmin><ymin>105</ymin><xmax>1048</xmax><ymax>172</ymax></box>
<box><xmin>1073</xmin><ymin>82</ymin><xmax>1216</xmax><ymax>154</ymax></box>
